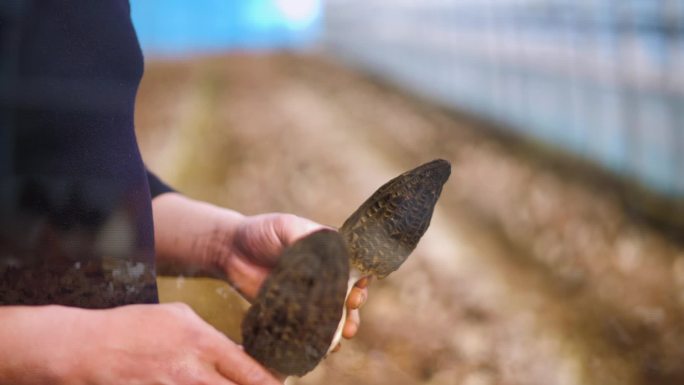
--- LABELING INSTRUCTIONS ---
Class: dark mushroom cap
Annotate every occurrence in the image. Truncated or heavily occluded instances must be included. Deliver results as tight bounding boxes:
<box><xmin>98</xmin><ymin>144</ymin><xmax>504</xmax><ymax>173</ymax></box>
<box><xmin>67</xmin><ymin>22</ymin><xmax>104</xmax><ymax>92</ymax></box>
<box><xmin>241</xmin><ymin>159</ymin><xmax>451</xmax><ymax>376</ymax></box>
<box><xmin>241</xmin><ymin>229</ymin><xmax>349</xmax><ymax>376</ymax></box>
<box><xmin>340</xmin><ymin>159</ymin><xmax>451</xmax><ymax>278</ymax></box>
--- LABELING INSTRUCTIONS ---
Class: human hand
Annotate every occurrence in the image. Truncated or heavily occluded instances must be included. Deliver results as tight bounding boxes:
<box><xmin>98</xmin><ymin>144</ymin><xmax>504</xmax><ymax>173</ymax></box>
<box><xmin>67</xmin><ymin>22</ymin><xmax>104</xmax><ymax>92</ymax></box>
<box><xmin>0</xmin><ymin>303</ymin><xmax>282</xmax><ymax>385</ymax></box>
<box><xmin>152</xmin><ymin>194</ymin><xmax>370</xmax><ymax>342</ymax></box>
<box><xmin>226</xmin><ymin>213</ymin><xmax>370</xmax><ymax>342</ymax></box>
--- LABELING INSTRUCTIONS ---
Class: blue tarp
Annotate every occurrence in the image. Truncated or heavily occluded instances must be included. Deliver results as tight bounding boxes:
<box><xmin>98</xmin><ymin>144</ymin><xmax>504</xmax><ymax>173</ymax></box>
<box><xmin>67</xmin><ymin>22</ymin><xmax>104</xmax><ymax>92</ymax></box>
<box><xmin>130</xmin><ymin>0</ymin><xmax>321</xmax><ymax>56</ymax></box>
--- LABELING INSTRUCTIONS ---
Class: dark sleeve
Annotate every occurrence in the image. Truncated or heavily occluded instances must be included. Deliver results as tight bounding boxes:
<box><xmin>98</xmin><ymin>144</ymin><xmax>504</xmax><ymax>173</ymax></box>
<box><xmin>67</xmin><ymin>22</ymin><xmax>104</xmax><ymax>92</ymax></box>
<box><xmin>146</xmin><ymin>169</ymin><xmax>175</xmax><ymax>197</ymax></box>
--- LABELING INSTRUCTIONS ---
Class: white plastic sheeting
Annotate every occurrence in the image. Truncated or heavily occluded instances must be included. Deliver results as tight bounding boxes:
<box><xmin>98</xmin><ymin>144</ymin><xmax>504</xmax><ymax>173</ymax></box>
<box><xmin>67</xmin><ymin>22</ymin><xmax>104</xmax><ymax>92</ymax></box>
<box><xmin>324</xmin><ymin>0</ymin><xmax>684</xmax><ymax>197</ymax></box>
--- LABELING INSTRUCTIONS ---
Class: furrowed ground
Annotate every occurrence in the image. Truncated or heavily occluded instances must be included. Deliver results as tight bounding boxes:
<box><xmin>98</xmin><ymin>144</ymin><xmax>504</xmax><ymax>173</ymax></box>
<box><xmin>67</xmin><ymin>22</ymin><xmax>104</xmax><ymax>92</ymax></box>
<box><xmin>135</xmin><ymin>53</ymin><xmax>684</xmax><ymax>385</ymax></box>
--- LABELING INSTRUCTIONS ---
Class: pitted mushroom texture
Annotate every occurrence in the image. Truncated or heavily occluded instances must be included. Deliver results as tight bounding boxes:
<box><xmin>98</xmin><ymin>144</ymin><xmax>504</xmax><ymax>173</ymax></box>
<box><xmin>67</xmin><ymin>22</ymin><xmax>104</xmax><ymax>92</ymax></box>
<box><xmin>341</xmin><ymin>159</ymin><xmax>451</xmax><ymax>278</ymax></box>
<box><xmin>241</xmin><ymin>230</ymin><xmax>349</xmax><ymax>376</ymax></box>
<box><xmin>241</xmin><ymin>159</ymin><xmax>451</xmax><ymax>376</ymax></box>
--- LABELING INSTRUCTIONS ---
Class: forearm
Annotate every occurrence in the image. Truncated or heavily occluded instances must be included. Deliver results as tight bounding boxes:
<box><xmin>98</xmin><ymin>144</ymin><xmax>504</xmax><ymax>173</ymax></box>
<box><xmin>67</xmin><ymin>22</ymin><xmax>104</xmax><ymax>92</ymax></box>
<box><xmin>152</xmin><ymin>193</ymin><xmax>244</xmax><ymax>278</ymax></box>
<box><xmin>0</xmin><ymin>305</ymin><xmax>85</xmax><ymax>384</ymax></box>
<box><xmin>152</xmin><ymin>192</ymin><xmax>330</xmax><ymax>299</ymax></box>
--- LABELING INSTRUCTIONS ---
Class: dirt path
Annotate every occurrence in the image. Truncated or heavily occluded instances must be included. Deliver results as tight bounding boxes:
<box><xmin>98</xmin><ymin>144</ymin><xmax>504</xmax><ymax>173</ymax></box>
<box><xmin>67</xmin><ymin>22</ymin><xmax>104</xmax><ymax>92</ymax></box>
<box><xmin>135</xmin><ymin>53</ymin><xmax>684</xmax><ymax>385</ymax></box>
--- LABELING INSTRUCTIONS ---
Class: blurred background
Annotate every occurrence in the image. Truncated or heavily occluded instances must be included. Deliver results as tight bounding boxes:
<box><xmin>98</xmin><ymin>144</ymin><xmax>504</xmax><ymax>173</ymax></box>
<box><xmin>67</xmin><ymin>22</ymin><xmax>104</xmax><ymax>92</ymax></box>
<box><xmin>131</xmin><ymin>1</ymin><xmax>684</xmax><ymax>385</ymax></box>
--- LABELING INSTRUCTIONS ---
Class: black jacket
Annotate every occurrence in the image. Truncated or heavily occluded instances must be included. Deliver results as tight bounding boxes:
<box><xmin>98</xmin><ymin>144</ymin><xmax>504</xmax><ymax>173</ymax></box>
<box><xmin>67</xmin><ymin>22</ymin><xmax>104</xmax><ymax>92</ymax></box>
<box><xmin>0</xmin><ymin>0</ymin><xmax>171</xmax><ymax>307</ymax></box>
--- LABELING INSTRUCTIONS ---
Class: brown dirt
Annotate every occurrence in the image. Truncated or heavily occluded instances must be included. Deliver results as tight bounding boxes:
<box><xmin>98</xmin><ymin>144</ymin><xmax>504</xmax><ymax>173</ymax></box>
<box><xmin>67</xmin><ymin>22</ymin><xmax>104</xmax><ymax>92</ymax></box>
<box><xmin>135</xmin><ymin>53</ymin><xmax>684</xmax><ymax>385</ymax></box>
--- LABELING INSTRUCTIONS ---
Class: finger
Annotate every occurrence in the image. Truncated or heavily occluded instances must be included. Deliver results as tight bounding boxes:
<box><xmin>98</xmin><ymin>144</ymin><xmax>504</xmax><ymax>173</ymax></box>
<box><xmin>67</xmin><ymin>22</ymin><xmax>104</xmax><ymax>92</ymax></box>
<box><xmin>355</xmin><ymin>276</ymin><xmax>372</xmax><ymax>289</ymax></box>
<box><xmin>342</xmin><ymin>308</ymin><xmax>360</xmax><ymax>339</ymax></box>
<box><xmin>347</xmin><ymin>287</ymin><xmax>367</xmax><ymax>310</ymax></box>
<box><xmin>212</xmin><ymin>340</ymin><xmax>282</xmax><ymax>385</ymax></box>
<box><xmin>332</xmin><ymin>342</ymin><xmax>342</xmax><ymax>353</ymax></box>
<box><xmin>275</xmin><ymin>214</ymin><xmax>333</xmax><ymax>246</ymax></box>
<box><xmin>224</xmin><ymin>256</ymin><xmax>270</xmax><ymax>302</ymax></box>
<box><xmin>203</xmin><ymin>371</ymin><xmax>240</xmax><ymax>385</ymax></box>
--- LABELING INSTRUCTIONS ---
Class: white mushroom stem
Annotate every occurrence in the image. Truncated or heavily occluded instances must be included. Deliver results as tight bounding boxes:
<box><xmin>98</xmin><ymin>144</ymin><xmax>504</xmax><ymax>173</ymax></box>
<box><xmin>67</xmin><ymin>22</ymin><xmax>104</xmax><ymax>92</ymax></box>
<box><xmin>327</xmin><ymin>266</ymin><xmax>365</xmax><ymax>355</ymax></box>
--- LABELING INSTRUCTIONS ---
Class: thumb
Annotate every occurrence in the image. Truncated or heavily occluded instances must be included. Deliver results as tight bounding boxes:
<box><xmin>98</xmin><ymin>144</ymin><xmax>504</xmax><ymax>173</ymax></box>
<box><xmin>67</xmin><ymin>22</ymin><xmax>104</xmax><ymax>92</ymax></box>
<box><xmin>273</xmin><ymin>214</ymin><xmax>333</xmax><ymax>246</ymax></box>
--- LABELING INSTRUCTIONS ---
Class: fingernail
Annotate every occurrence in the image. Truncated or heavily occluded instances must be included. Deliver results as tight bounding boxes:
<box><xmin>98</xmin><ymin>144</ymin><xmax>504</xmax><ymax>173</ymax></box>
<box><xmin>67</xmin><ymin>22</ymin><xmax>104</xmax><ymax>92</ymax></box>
<box><xmin>352</xmin><ymin>295</ymin><xmax>363</xmax><ymax>309</ymax></box>
<box><xmin>359</xmin><ymin>292</ymin><xmax>367</xmax><ymax>307</ymax></box>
